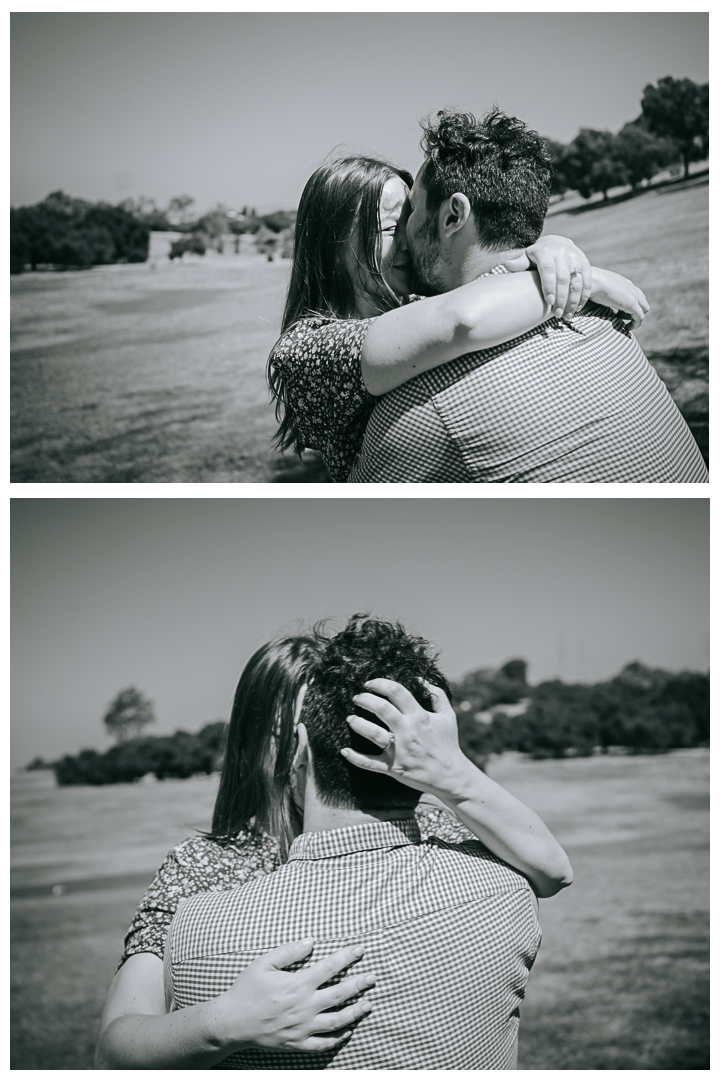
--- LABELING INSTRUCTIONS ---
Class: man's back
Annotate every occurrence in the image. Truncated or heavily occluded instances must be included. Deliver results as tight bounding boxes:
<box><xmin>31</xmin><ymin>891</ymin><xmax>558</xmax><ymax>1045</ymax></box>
<box><xmin>348</xmin><ymin>302</ymin><xmax>708</xmax><ymax>483</ymax></box>
<box><xmin>166</xmin><ymin>818</ymin><xmax>541</xmax><ymax>1070</ymax></box>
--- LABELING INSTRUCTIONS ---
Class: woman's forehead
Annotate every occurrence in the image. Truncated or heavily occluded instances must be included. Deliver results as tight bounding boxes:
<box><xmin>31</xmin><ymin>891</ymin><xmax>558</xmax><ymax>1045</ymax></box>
<box><xmin>380</xmin><ymin>176</ymin><xmax>410</xmax><ymax>222</ymax></box>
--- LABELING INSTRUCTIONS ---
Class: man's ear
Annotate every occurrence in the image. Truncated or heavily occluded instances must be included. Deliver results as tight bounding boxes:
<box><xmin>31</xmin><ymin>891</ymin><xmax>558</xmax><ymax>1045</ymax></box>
<box><xmin>440</xmin><ymin>192</ymin><xmax>472</xmax><ymax>237</ymax></box>
<box><xmin>293</xmin><ymin>722</ymin><xmax>309</xmax><ymax>770</ymax></box>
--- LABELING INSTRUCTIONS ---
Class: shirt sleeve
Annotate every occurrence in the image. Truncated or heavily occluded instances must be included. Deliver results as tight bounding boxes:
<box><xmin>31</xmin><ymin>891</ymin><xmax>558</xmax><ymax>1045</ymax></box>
<box><xmin>119</xmin><ymin>848</ymin><xmax>190</xmax><ymax>966</ymax></box>
<box><xmin>118</xmin><ymin>833</ymin><xmax>283</xmax><ymax>969</ymax></box>
<box><xmin>272</xmin><ymin>317</ymin><xmax>378</xmax><ymax>478</ymax></box>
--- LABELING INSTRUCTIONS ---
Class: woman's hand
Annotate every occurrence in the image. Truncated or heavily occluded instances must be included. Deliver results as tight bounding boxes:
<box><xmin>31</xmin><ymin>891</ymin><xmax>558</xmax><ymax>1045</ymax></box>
<box><xmin>504</xmin><ymin>234</ymin><xmax>593</xmax><ymax>319</ymax></box>
<box><xmin>342</xmin><ymin>678</ymin><xmax>472</xmax><ymax>800</ymax></box>
<box><xmin>342</xmin><ymin>679</ymin><xmax>574</xmax><ymax>898</ymax></box>
<box><xmin>589</xmin><ymin>267</ymin><xmax>650</xmax><ymax>330</ymax></box>
<box><xmin>213</xmin><ymin>940</ymin><xmax>375</xmax><ymax>1054</ymax></box>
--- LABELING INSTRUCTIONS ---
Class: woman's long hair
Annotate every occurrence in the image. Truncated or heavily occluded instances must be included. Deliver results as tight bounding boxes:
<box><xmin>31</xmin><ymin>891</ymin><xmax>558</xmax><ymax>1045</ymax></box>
<box><xmin>209</xmin><ymin>634</ymin><xmax>326</xmax><ymax>860</ymax></box>
<box><xmin>267</xmin><ymin>156</ymin><xmax>413</xmax><ymax>456</ymax></box>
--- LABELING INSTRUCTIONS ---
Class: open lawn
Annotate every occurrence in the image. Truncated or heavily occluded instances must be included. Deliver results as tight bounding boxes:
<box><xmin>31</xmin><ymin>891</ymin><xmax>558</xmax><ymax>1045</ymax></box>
<box><xmin>11</xmin><ymin>749</ymin><xmax>709</xmax><ymax>1069</ymax></box>
<box><xmin>10</xmin><ymin>177</ymin><xmax>708</xmax><ymax>482</ymax></box>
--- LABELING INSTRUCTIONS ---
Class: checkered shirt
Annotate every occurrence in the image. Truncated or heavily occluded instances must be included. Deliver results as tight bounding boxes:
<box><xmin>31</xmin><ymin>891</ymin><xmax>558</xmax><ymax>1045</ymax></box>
<box><xmin>347</xmin><ymin>267</ymin><xmax>708</xmax><ymax>483</ymax></box>
<box><xmin>165</xmin><ymin>817</ymin><xmax>541</xmax><ymax>1070</ymax></box>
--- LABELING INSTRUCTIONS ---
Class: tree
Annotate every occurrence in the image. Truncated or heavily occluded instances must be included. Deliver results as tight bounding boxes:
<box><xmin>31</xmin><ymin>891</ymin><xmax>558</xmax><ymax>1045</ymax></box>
<box><xmin>169</xmin><ymin>234</ymin><xmax>206</xmax><ymax>260</ymax></box>
<box><xmin>615</xmin><ymin>121</ymin><xmax>677</xmax><ymax>188</ymax></box>
<box><xmin>641</xmin><ymin>76</ymin><xmax>709</xmax><ymax>179</ymax></box>
<box><xmin>561</xmin><ymin>129</ymin><xmax>628</xmax><ymax>200</ymax></box>
<box><xmin>10</xmin><ymin>192</ymin><xmax>149</xmax><ymax>273</ymax></box>
<box><xmin>167</xmin><ymin>194</ymin><xmax>196</xmax><ymax>227</ymax></box>
<box><xmin>103</xmin><ymin>687</ymin><xmax>156</xmax><ymax>743</ymax></box>
<box><xmin>544</xmin><ymin>138</ymin><xmax>570</xmax><ymax>197</ymax></box>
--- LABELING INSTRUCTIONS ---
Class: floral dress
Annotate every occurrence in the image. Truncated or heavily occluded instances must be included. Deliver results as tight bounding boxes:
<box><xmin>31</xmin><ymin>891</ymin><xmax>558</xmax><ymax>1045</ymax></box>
<box><xmin>269</xmin><ymin>316</ymin><xmax>377</xmax><ymax>482</ymax></box>
<box><xmin>119</xmin><ymin>806</ymin><xmax>474</xmax><ymax>966</ymax></box>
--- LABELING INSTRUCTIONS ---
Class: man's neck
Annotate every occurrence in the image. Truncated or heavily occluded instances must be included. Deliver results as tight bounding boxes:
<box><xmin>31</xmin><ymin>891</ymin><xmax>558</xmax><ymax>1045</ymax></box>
<box><xmin>302</xmin><ymin>788</ymin><xmax>414</xmax><ymax>834</ymax></box>
<box><xmin>452</xmin><ymin>245</ymin><xmax>524</xmax><ymax>287</ymax></box>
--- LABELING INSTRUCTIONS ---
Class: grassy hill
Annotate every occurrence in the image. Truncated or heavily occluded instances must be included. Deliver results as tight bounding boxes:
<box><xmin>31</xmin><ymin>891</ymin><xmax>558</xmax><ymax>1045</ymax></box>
<box><xmin>10</xmin><ymin>178</ymin><xmax>707</xmax><ymax>482</ymax></box>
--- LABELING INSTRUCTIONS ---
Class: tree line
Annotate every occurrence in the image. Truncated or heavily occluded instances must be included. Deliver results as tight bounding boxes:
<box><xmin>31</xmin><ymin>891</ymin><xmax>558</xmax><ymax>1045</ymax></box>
<box><xmin>453</xmin><ymin>659</ymin><xmax>709</xmax><ymax>770</ymax></box>
<box><xmin>34</xmin><ymin>658</ymin><xmax>709</xmax><ymax>787</ymax></box>
<box><xmin>10</xmin><ymin>190</ymin><xmax>295</xmax><ymax>274</ymax></box>
<box><xmin>547</xmin><ymin>76</ymin><xmax>708</xmax><ymax>201</ymax></box>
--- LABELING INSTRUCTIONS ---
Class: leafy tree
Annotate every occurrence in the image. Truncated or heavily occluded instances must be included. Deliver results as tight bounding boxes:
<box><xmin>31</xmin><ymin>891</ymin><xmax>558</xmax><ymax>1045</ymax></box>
<box><xmin>119</xmin><ymin>196</ymin><xmax>171</xmax><ymax>231</ymax></box>
<box><xmin>196</xmin><ymin>206</ymin><xmax>231</xmax><ymax>240</ymax></box>
<box><xmin>544</xmin><ymin>137</ymin><xmax>570</xmax><ymax>197</ymax></box>
<box><xmin>561</xmin><ymin>129</ymin><xmax>628</xmax><ymax>200</ymax></box>
<box><xmin>103</xmin><ymin>687</ymin><xmax>156</xmax><ymax>743</ymax></box>
<box><xmin>167</xmin><ymin>194</ymin><xmax>196</xmax><ymax>227</ymax></box>
<box><xmin>169</xmin><ymin>234</ymin><xmax>206</xmax><ymax>260</ymax></box>
<box><xmin>54</xmin><ymin>720</ymin><xmax>226</xmax><ymax>785</ymax></box>
<box><xmin>641</xmin><ymin>76</ymin><xmax>709</xmax><ymax>179</ymax></box>
<box><xmin>260</xmin><ymin>210</ymin><xmax>296</xmax><ymax>233</ymax></box>
<box><xmin>615</xmin><ymin>121</ymin><xmax>677</xmax><ymax>188</ymax></box>
<box><xmin>10</xmin><ymin>191</ymin><xmax>149</xmax><ymax>273</ymax></box>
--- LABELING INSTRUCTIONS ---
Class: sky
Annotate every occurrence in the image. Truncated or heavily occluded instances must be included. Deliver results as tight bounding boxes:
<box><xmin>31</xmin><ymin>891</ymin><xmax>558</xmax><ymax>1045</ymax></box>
<box><xmin>11</xmin><ymin>498</ymin><xmax>709</xmax><ymax>767</ymax></box>
<box><xmin>11</xmin><ymin>12</ymin><xmax>708</xmax><ymax>213</ymax></box>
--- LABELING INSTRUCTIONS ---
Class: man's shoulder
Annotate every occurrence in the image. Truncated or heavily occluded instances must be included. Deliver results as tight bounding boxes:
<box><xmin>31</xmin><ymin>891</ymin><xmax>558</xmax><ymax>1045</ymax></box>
<box><xmin>378</xmin><ymin>300</ymin><xmax>630</xmax><ymax>406</ymax></box>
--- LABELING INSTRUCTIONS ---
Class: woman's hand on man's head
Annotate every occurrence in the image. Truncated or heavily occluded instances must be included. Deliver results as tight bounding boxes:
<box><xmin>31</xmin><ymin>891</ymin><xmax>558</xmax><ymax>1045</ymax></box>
<box><xmin>342</xmin><ymin>678</ymin><xmax>473</xmax><ymax>799</ymax></box>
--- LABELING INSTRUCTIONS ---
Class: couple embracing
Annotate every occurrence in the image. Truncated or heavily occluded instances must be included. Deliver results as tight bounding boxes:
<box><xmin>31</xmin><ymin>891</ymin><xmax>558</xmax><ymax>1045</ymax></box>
<box><xmin>96</xmin><ymin>614</ymin><xmax>573</xmax><ymax>1069</ymax></box>
<box><xmin>267</xmin><ymin>108</ymin><xmax>707</xmax><ymax>483</ymax></box>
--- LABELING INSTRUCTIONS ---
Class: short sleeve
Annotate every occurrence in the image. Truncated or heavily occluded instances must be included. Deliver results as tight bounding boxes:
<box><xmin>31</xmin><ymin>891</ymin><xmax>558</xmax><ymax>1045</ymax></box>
<box><xmin>120</xmin><ymin>848</ymin><xmax>192</xmax><ymax>965</ymax></box>
<box><xmin>271</xmin><ymin>317</ymin><xmax>377</xmax><ymax>481</ymax></box>
<box><xmin>119</xmin><ymin>834</ymin><xmax>282</xmax><ymax>968</ymax></box>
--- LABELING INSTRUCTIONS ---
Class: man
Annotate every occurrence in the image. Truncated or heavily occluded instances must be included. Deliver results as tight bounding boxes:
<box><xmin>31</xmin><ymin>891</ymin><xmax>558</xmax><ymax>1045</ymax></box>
<box><xmin>348</xmin><ymin>109</ymin><xmax>707</xmax><ymax>483</ymax></box>
<box><xmin>165</xmin><ymin>615</ymin><xmax>542</xmax><ymax>1069</ymax></box>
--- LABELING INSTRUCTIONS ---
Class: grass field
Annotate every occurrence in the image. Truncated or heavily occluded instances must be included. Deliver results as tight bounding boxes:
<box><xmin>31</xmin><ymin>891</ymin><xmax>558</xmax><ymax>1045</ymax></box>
<box><xmin>10</xmin><ymin>177</ymin><xmax>708</xmax><ymax>482</ymax></box>
<box><xmin>11</xmin><ymin>749</ymin><xmax>709</xmax><ymax>1069</ymax></box>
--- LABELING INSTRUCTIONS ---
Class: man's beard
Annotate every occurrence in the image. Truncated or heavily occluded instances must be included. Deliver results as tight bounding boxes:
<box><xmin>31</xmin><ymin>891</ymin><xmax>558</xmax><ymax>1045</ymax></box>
<box><xmin>408</xmin><ymin>224</ymin><xmax>444</xmax><ymax>297</ymax></box>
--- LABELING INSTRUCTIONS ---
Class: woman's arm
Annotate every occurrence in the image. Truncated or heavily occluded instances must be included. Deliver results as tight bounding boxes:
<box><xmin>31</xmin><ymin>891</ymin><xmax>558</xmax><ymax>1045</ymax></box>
<box><xmin>361</xmin><ymin>237</ymin><xmax>648</xmax><ymax>395</ymax></box>
<box><xmin>343</xmin><ymin>679</ymin><xmax>573</xmax><ymax>899</ymax></box>
<box><xmin>95</xmin><ymin>942</ymin><xmax>374</xmax><ymax>1069</ymax></box>
<box><xmin>361</xmin><ymin>270</ymin><xmax>554</xmax><ymax>395</ymax></box>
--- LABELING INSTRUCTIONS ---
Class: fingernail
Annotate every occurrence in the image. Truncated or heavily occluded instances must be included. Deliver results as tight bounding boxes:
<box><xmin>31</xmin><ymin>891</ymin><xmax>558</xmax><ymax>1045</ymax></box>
<box><xmin>340</xmin><ymin>748</ymin><xmax>350</xmax><ymax>757</ymax></box>
<box><xmin>353</xmin><ymin>946</ymin><xmax>364</xmax><ymax>956</ymax></box>
<box><xmin>365</xmin><ymin>975</ymin><xmax>376</xmax><ymax>986</ymax></box>
<box><xmin>302</xmin><ymin>937</ymin><xmax>314</xmax><ymax>946</ymax></box>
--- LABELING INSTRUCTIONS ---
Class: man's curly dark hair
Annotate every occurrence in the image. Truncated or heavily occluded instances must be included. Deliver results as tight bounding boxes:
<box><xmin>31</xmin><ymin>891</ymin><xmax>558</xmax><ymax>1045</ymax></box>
<box><xmin>300</xmin><ymin>614</ymin><xmax>452</xmax><ymax>811</ymax></box>
<box><xmin>419</xmin><ymin>107</ymin><xmax>553</xmax><ymax>250</ymax></box>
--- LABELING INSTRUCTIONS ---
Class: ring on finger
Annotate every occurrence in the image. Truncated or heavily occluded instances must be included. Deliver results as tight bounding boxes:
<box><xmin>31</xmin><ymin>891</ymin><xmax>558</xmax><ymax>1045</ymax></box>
<box><xmin>384</xmin><ymin>732</ymin><xmax>395</xmax><ymax>748</ymax></box>
<box><xmin>570</xmin><ymin>266</ymin><xmax>582</xmax><ymax>277</ymax></box>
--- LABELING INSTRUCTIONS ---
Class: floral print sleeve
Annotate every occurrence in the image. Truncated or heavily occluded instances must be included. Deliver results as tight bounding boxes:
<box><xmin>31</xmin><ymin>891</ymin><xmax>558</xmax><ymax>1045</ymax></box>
<box><xmin>119</xmin><ymin>832</ymin><xmax>282</xmax><ymax>967</ymax></box>
<box><xmin>416</xmin><ymin>804</ymin><xmax>479</xmax><ymax>846</ymax></box>
<box><xmin>270</xmin><ymin>317</ymin><xmax>378</xmax><ymax>482</ymax></box>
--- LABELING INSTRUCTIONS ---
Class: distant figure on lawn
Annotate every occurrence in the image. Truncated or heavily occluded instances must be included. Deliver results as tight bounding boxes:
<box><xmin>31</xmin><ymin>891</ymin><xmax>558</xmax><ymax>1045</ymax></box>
<box><xmin>347</xmin><ymin>110</ymin><xmax>708</xmax><ymax>483</ymax></box>
<box><xmin>165</xmin><ymin>615</ymin><xmax>560</xmax><ymax>1069</ymax></box>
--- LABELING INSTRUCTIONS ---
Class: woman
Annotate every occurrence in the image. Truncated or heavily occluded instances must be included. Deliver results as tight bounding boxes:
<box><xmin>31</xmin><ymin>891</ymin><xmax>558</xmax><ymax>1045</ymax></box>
<box><xmin>267</xmin><ymin>154</ymin><xmax>648</xmax><ymax>481</ymax></box>
<box><xmin>96</xmin><ymin>632</ymin><xmax>572</xmax><ymax>1068</ymax></box>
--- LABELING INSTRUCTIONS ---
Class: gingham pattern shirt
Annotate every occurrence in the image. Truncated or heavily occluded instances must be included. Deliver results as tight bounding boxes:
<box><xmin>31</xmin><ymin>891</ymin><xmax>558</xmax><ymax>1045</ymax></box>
<box><xmin>165</xmin><ymin>817</ymin><xmax>541</xmax><ymax>1070</ymax></box>
<box><xmin>348</xmin><ymin>267</ymin><xmax>708</xmax><ymax>483</ymax></box>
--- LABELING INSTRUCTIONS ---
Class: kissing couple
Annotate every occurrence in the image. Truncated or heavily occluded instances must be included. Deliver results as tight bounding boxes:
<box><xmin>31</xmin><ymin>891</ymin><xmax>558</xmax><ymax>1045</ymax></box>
<box><xmin>267</xmin><ymin>107</ymin><xmax>706</xmax><ymax>483</ymax></box>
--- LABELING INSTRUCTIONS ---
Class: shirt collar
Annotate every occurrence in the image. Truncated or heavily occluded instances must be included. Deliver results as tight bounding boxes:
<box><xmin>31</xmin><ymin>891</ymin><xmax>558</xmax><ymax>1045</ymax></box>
<box><xmin>288</xmin><ymin>817</ymin><xmax>421</xmax><ymax>862</ymax></box>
